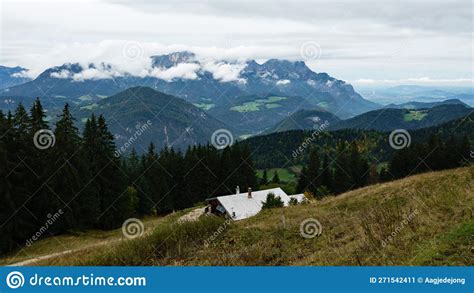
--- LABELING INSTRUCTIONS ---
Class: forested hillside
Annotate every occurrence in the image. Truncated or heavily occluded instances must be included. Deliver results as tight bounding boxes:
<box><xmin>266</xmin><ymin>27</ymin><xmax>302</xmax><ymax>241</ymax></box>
<box><xmin>0</xmin><ymin>100</ymin><xmax>257</xmax><ymax>255</ymax></box>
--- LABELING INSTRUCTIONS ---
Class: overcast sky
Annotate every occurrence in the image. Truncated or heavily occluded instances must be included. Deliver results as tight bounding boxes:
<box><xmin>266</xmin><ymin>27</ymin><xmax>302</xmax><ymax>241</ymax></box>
<box><xmin>0</xmin><ymin>0</ymin><xmax>472</xmax><ymax>87</ymax></box>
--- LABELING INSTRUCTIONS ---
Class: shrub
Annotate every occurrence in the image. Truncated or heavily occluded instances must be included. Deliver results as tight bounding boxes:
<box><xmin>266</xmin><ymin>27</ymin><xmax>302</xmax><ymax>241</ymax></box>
<box><xmin>289</xmin><ymin>198</ymin><xmax>299</xmax><ymax>206</ymax></box>
<box><xmin>262</xmin><ymin>192</ymin><xmax>284</xmax><ymax>209</ymax></box>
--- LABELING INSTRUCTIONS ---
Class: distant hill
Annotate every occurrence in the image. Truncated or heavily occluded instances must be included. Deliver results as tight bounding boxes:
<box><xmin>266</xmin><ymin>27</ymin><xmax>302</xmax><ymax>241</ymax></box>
<box><xmin>384</xmin><ymin>99</ymin><xmax>468</xmax><ymax>110</ymax></box>
<box><xmin>0</xmin><ymin>65</ymin><xmax>31</xmax><ymax>89</ymax></box>
<box><xmin>75</xmin><ymin>87</ymin><xmax>232</xmax><ymax>151</ymax></box>
<box><xmin>264</xmin><ymin>109</ymin><xmax>340</xmax><ymax>134</ymax></box>
<box><xmin>208</xmin><ymin>95</ymin><xmax>317</xmax><ymax>134</ymax></box>
<box><xmin>262</xmin><ymin>99</ymin><xmax>470</xmax><ymax>135</ymax></box>
<box><xmin>244</xmin><ymin>113</ymin><xmax>474</xmax><ymax>169</ymax></box>
<box><xmin>329</xmin><ymin>104</ymin><xmax>472</xmax><ymax>132</ymax></box>
<box><xmin>358</xmin><ymin>85</ymin><xmax>474</xmax><ymax>106</ymax></box>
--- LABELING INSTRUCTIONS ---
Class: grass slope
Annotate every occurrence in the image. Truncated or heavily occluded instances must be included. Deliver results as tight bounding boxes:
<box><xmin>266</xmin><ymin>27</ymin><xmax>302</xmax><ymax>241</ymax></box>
<box><xmin>256</xmin><ymin>168</ymin><xmax>297</xmax><ymax>183</ymax></box>
<box><xmin>13</xmin><ymin>167</ymin><xmax>474</xmax><ymax>266</ymax></box>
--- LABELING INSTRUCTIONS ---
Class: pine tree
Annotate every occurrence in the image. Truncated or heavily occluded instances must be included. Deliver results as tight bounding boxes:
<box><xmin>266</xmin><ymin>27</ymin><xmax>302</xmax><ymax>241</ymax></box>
<box><xmin>240</xmin><ymin>143</ymin><xmax>258</xmax><ymax>189</ymax></box>
<box><xmin>260</xmin><ymin>169</ymin><xmax>269</xmax><ymax>186</ymax></box>
<box><xmin>320</xmin><ymin>153</ymin><xmax>334</xmax><ymax>192</ymax></box>
<box><xmin>153</xmin><ymin>145</ymin><xmax>176</xmax><ymax>213</ymax></box>
<box><xmin>459</xmin><ymin>134</ymin><xmax>471</xmax><ymax>166</ymax></box>
<box><xmin>30</xmin><ymin>98</ymin><xmax>48</xmax><ymax>132</ymax></box>
<box><xmin>271</xmin><ymin>169</ymin><xmax>280</xmax><ymax>184</ymax></box>
<box><xmin>126</xmin><ymin>148</ymin><xmax>154</xmax><ymax>216</ymax></box>
<box><xmin>218</xmin><ymin>146</ymin><xmax>235</xmax><ymax>195</ymax></box>
<box><xmin>0</xmin><ymin>111</ymin><xmax>18</xmax><ymax>253</ymax></box>
<box><xmin>79</xmin><ymin>115</ymin><xmax>102</xmax><ymax>227</ymax></box>
<box><xmin>6</xmin><ymin>105</ymin><xmax>37</xmax><ymax>241</ymax></box>
<box><xmin>349</xmin><ymin>142</ymin><xmax>369</xmax><ymax>188</ymax></box>
<box><xmin>306</xmin><ymin>148</ymin><xmax>321</xmax><ymax>196</ymax></box>
<box><xmin>334</xmin><ymin>141</ymin><xmax>354</xmax><ymax>194</ymax></box>
<box><xmin>95</xmin><ymin>115</ymin><xmax>130</xmax><ymax>229</ymax></box>
<box><xmin>47</xmin><ymin>103</ymin><xmax>87</xmax><ymax>230</ymax></box>
<box><xmin>296</xmin><ymin>166</ymin><xmax>309</xmax><ymax>194</ymax></box>
<box><xmin>444</xmin><ymin>135</ymin><xmax>459</xmax><ymax>169</ymax></box>
<box><xmin>27</xmin><ymin>99</ymin><xmax>52</xmax><ymax>226</ymax></box>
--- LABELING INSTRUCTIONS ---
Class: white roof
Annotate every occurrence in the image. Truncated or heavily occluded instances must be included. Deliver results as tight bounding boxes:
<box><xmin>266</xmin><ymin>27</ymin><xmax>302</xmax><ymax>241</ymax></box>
<box><xmin>215</xmin><ymin>188</ymin><xmax>290</xmax><ymax>220</ymax></box>
<box><xmin>289</xmin><ymin>193</ymin><xmax>306</xmax><ymax>203</ymax></box>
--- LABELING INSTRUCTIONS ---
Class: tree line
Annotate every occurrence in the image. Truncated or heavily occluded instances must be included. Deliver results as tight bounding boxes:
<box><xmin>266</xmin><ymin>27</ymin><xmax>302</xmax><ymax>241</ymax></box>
<box><xmin>385</xmin><ymin>134</ymin><xmax>471</xmax><ymax>180</ymax></box>
<box><xmin>296</xmin><ymin>141</ymin><xmax>371</xmax><ymax>197</ymax></box>
<box><xmin>0</xmin><ymin>99</ymin><xmax>257</xmax><ymax>254</ymax></box>
<box><xmin>296</xmin><ymin>135</ymin><xmax>471</xmax><ymax>198</ymax></box>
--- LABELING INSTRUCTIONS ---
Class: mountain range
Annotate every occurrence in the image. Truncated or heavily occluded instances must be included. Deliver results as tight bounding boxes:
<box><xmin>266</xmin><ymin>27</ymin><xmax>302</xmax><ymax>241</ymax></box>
<box><xmin>0</xmin><ymin>51</ymin><xmax>379</xmax><ymax>120</ymax></box>
<box><xmin>1</xmin><ymin>81</ymin><xmax>471</xmax><ymax>152</ymax></box>
<box><xmin>1</xmin><ymin>52</ymin><xmax>473</xmax><ymax>153</ymax></box>
<box><xmin>0</xmin><ymin>66</ymin><xmax>31</xmax><ymax>89</ymax></box>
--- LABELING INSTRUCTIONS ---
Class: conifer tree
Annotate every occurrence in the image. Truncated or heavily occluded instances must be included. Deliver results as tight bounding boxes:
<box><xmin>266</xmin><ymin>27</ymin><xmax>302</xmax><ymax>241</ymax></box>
<box><xmin>271</xmin><ymin>169</ymin><xmax>280</xmax><ymax>184</ymax></box>
<box><xmin>334</xmin><ymin>141</ymin><xmax>353</xmax><ymax>193</ymax></box>
<box><xmin>320</xmin><ymin>153</ymin><xmax>334</xmax><ymax>192</ymax></box>
<box><xmin>28</xmin><ymin>99</ymin><xmax>52</xmax><ymax>224</ymax></box>
<box><xmin>296</xmin><ymin>166</ymin><xmax>309</xmax><ymax>194</ymax></box>
<box><xmin>126</xmin><ymin>148</ymin><xmax>154</xmax><ymax>216</ymax></box>
<box><xmin>306</xmin><ymin>148</ymin><xmax>321</xmax><ymax>195</ymax></box>
<box><xmin>260</xmin><ymin>169</ymin><xmax>269</xmax><ymax>186</ymax></box>
<box><xmin>79</xmin><ymin>115</ymin><xmax>102</xmax><ymax>227</ymax></box>
<box><xmin>47</xmin><ymin>103</ymin><xmax>86</xmax><ymax>230</ymax></box>
<box><xmin>349</xmin><ymin>142</ymin><xmax>369</xmax><ymax>188</ymax></box>
<box><xmin>240</xmin><ymin>143</ymin><xmax>257</xmax><ymax>189</ymax></box>
<box><xmin>0</xmin><ymin>111</ymin><xmax>18</xmax><ymax>253</ymax></box>
<box><xmin>459</xmin><ymin>134</ymin><xmax>471</xmax><ymax>165</ymax></box>
<box><xmin>95</xmin><ymin>115</ymin><xmax>130</xmax><ymax>228</ymax></box>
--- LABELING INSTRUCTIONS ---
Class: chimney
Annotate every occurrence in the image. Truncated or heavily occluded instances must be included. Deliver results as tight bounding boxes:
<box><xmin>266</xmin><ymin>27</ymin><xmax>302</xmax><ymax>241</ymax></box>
<box><xmin>248</xmin><ymin>187</ymin><xmax>252</xmax><ymax>199</ymax></box>
<box><xmin>236</xmin><ymin>186</ymin><xmax>240</xmax><ymax>194</ymax></box>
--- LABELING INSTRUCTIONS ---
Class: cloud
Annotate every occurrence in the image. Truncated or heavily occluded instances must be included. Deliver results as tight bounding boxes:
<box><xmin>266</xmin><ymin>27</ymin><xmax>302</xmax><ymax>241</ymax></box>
<box><xmin>149</xmin><ymin>63</ymin><xmax>200</xmax><ymax>81</ymax></box>
<box><xmin>11</xmin><ymin>70</ymin><xmax>32</xmax><ymax>79</ymax></box>
<box><xmin>1</xmin><ymin>1</ymin><xmax>471</xmax><ymax>86</ymax></box>
<box><xmin>51</xmin><ymin>70</ymin><xmax>73</xmax><ymax>79</ymax></box>
<box><xmin>201</xmin><ymin>60</ymin><xmax>247</xmax><ymax>83</ymax></box>
<box><xmin>72</xmin><ymin>67</ymin><xmax>122</xmax><ymax>81</ymax></box>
